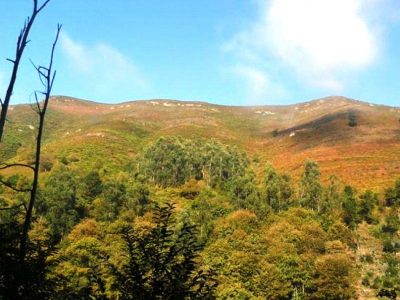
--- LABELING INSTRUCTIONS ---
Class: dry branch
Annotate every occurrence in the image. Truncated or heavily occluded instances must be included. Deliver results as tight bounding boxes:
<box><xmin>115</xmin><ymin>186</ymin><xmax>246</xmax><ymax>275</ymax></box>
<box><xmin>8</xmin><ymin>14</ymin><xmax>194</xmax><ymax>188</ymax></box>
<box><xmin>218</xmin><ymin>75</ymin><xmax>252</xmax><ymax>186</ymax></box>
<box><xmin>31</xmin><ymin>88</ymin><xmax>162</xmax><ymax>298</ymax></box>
<box><xmin>19</xmin><ymin>24</ymin><xmax>61</xmax><ymax>261</ymax></box>
<box><xmin>0</xmin><ymin>0</ymin><xmax>52</xmax><ymax>142</ymax></box>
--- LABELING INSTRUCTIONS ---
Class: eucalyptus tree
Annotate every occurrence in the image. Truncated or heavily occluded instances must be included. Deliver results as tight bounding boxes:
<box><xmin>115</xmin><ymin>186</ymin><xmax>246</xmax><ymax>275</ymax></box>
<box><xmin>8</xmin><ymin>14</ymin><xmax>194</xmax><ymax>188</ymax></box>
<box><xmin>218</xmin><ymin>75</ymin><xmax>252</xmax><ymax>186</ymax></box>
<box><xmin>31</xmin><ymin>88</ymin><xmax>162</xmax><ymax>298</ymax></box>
<box><xmin>299</xmin><ymin>161</ymin><xmax>322</xmax><ymax>212</ymax></box>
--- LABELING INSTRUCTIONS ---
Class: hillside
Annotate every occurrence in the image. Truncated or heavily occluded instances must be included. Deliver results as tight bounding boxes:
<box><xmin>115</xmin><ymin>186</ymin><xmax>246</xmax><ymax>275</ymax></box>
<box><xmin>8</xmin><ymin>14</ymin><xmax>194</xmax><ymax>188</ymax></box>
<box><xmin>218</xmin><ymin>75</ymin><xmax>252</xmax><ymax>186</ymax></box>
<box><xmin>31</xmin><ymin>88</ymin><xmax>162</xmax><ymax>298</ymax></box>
<box><xmin>2</xmin><ymin>95</ymin><xmax>400</xmax><ymax>299</ymax></box>
<box><xmin>2</xmin><ymin>95</ymin><xmax>400</xmax><ymax>190</ymax></box>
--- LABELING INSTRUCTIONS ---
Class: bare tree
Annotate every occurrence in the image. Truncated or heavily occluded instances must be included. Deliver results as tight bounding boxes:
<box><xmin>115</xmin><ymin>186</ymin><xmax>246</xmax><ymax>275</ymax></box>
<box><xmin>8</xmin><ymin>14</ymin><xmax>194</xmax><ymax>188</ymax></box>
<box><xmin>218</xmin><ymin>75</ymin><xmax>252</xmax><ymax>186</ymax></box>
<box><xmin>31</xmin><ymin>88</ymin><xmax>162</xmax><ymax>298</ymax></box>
<box><xmin>0</xmin><ymin>3</ymin><xmax>60</xmax><ymax>295</ymax></box>
<box><xmin>0</xmin><ymin>0</ymin><xmax>51</xmax><ymax>142</ymax></box>
<box><xmin>19</xmin><ymin>24</ymin><xmax>62</xmax><ymax>260</ymax></box>
<box><xmin>0</xmin><ymin>16</ymin><xmax>61</xmax><ymax>261</ymax></box>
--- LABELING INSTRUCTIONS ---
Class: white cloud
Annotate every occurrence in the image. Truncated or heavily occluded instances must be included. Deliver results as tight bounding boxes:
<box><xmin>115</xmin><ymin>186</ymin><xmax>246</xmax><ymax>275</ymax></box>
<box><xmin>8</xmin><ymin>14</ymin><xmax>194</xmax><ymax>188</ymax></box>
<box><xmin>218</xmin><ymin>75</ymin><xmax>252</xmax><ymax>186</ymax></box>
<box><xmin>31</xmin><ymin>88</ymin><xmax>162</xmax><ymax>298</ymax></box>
<box><xmin>225</xmin><ymin>0</ymin><xmax>381</xmax><ymax>93</ymax></box>
<box><xmin>60</xmin><ymin>32</ymin><xmax>148</xmax><ymax>99</ymax></box>
<box><xmin>265</xmin><ymin>0</ymin><xmax>376</xmax><ymax>82</ymax></box>
<box><xmin>60</xmin><ymin>33</ymin><xmax>92</xmax><ymax>73</ymax></box>
<box><xmin>231</xmin><ymin>64</ymin><xmax>287</xmax><ymax>104</ymax></box>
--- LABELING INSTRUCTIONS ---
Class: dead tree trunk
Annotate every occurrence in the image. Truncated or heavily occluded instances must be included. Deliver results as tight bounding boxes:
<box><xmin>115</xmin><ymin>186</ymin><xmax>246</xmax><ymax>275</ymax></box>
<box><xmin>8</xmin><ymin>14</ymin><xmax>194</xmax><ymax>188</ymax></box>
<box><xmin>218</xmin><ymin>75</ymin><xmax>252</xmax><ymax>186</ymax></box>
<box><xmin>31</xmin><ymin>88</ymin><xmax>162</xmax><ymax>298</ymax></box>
<box><xmin>0</xmin><ymin>0</ymin><xmax>51</xmax><ymax>142</ymax></box>
<box><xmin>19</xmin><ymin>24</ymin><xmax>61</xmax><ymax>261</ymax></box>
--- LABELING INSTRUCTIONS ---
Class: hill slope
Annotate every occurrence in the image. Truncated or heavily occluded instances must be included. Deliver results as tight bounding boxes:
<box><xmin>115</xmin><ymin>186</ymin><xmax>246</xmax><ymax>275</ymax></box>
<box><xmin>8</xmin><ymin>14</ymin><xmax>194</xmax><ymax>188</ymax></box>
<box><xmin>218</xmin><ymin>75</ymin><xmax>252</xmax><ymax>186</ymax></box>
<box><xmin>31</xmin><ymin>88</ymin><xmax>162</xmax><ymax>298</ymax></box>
<box><xmin>2</xmin><ymin>95</ymin><xmax>400</xmax><ymax>190</ymax></box>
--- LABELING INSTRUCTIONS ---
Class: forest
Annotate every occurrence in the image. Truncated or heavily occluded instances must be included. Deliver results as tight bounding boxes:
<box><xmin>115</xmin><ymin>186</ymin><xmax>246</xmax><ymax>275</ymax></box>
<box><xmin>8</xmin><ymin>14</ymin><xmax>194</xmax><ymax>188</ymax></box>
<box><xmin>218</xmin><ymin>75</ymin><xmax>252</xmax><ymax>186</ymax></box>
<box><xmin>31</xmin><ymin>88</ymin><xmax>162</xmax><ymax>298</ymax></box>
<box><xmin>1</xmin><ymin>135</ymin><xmax>400</xmax><ymax>299</ymax></box>
<box><xmin>1</xmin><ymin>1</ymin><xmax>400</xmax><ymax>299</ymax></box>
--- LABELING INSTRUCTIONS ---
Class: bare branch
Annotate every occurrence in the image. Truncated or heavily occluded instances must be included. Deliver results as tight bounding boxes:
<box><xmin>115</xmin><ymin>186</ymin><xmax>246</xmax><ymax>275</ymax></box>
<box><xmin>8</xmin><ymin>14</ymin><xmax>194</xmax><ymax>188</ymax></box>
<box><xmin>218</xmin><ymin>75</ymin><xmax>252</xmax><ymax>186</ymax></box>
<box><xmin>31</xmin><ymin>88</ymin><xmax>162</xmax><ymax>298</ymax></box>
<box><xmin>28</xmin><ymin>92</ymin><xmax>39</xmax><ymax>114</ymax></box>
<box><xmin>29</xmin><ymin>101</ymin><xmax>39</xmax><ymax>114</ymax></box>
<box><xmin>34</xmin><ymin>92</ymin><xmax>41</xmax><ymax>114</ymax></box>
<box><xmin>39</xmin><ymin>65</ymin><xmax>49</xmax><ymax>73</ymax></box>
<box><xmin>0</xmin><ymin>203</ymin><xmax>25</xmax><ymax>211</ymax></box>
<box><xmin>0</xmin><ymin>178</ymin><xmax>31</xmax><ymax>193</ymax></box>
<box><xmin>37</xmin><ymin>0</ymin><xmax>51</xmax><ymax>14</ymax></box>
<box><xmin>29</xmin><ymin>58</ymin><xmax>47</xmax><ymax>85</ymax></box>
<box><xmin>0</xmin><ymin>163</ymin><xmax>35</xmax><ymax>171</ymax></box>
<box><xmin>0</xmin><ymin>0</ymin><xmax>53</xmax><ymax>142</ymax></box>
<box><xmin>50</xmin><ymin>70</ymin><xmax>57</xmax><ymax>90</ymax></box>
<box><xmin>22</xmin><ymin>202</ymin><xmax>28</xmax><ymax>212</ymax></box>
<box><xmin>20</xmin><ymin>23</ymin><xmax>61</xmax><ymax>261</ymax></box>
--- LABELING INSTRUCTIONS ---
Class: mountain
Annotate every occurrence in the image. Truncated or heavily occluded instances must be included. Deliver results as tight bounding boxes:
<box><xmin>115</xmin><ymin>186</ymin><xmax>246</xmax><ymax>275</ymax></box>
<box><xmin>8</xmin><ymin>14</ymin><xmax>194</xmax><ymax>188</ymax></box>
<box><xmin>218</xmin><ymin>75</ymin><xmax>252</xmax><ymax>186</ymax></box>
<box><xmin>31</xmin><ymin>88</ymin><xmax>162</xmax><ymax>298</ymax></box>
<box><xmin>2</xmin><ymin>95</ymin><xmax>400</xmax><ymax>190</ymax></box>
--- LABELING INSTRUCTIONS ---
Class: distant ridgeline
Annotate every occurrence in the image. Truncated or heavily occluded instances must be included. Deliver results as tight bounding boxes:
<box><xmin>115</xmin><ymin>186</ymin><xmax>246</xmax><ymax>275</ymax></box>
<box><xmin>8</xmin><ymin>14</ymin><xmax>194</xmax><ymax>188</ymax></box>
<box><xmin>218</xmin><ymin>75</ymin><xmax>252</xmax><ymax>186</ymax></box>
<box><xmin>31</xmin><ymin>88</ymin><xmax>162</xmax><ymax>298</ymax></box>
<box><xmin>2</xmin><ymin>96</ymin><xmax>400</xmax><ymax>189</ymax></box>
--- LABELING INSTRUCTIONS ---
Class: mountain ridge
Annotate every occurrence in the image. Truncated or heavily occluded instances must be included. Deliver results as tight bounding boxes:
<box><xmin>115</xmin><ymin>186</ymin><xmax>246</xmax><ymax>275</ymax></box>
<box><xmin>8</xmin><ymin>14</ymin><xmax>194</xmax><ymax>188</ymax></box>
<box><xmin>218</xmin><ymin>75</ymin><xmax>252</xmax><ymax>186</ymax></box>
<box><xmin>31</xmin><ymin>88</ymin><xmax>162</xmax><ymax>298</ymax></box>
<box><xmin>24</xmin><ymin>94</ymin><xmax>398</xmax><ymax>109</ymax></box>
<box><xmin>3</xmin><ymin>95</ymin><xmax>400</xmax><ymax>190</ymax></box>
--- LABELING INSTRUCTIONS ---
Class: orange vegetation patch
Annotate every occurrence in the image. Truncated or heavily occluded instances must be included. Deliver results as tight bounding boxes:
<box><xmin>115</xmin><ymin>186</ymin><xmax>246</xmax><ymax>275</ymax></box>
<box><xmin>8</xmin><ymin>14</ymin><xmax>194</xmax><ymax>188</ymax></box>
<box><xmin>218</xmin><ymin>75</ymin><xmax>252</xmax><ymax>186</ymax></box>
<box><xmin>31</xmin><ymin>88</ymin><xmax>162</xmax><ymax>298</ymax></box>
<box><xmin>272</xmin><ymin>142</ymin><xmax>400</xmax><ymax>191</ymax></box>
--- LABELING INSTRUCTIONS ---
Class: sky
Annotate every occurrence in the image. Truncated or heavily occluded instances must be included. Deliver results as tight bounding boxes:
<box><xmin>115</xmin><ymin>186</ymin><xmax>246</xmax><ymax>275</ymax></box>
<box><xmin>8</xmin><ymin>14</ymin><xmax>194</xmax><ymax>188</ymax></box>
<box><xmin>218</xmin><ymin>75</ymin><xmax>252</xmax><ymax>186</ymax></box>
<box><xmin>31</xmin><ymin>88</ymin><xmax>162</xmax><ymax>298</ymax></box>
<box><xmin>0</xmin><ymin>0</ymin><xmax>400</xmax><ymax>106</ymax></box>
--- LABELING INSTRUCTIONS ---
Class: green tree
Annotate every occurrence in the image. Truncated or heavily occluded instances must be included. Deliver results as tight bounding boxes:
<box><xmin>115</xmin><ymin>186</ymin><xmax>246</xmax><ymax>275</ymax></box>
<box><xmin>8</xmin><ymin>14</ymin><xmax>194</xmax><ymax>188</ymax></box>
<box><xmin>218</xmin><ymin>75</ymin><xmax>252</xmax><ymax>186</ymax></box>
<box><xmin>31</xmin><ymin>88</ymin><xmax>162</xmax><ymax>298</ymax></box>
<box><xmin>384</xmin><ymin>178</ymin><xmax>400</xmax><ymax>207</ymax></box>
<box><xmin>312</xmin><ymin>253</ymin><xmax>356</xmax><ymax>299</ymax></box>
<box><xmin>143</xmin><ymin>137</ymin><xmax>189</xmax><ymax>187</ymax></box>
<box><xmin>81</xmin><ymin>170</ymin><xmax>103</xmax><ymax>200</ymax></box>
<box><xmin>263</xmin><ymin>164</ymin><xmax>280</xmax><ymax>210</ymax></box>
<box><xmin>263</xmin><ymin>164</ymin><xmax>293</xmax><ymax>212</ymax></box>
<box><xmin>183</xmin><ymin>189</ymin><xmax>230</xmax><ymax>244</ymax></box>
<box><xmin>230</xmin><ymin>172</ymin><xmax>262</xmax><ymax>212</ymax></box>
<box><xmin>48</xmin><ymin>219</ymin><xmax>110</xmax><ymax>299</ymax></box>
<box><xmin>0</xmin><ymin>212</ymin><xmax>54</xmax><ymax>299</ymax></box>
<box><xmin>321</xmin><ymin>175</ymin><xmax>342</xmax><ymax>214</ymax></box>
<box><xmin>122</xmin><ymin>181</ymin><xmax>151</xmax><ymax>216</ymax></box>
<box><xmin>38</xmin><ymin>166</ymin><xmax>83</xmax><ymax>241</ymax></box>
<box><xmin>138</xmin><ymin>137</ymin><xmax>248</xmax><ymax>189</ymax></box>
<box><xmin>114</xmin><ymin>204</ymin><xmax>217</xmax><ymax>299</ymax></box>
<box><xmin>376</xmin><ymin>255</ymin><xmax>400</xmax><ymax>299</ymax></box>
<box><xmin>299</xmin><ymin>161</ymin><xmax>322</xmax><ymax>212</ymax></box>
<box><xmin>342</xmin><ymin>186</ymin><xmax>359</xmax><ymax>230</ymax></box>
<box><xmin>91</xmin><ymin>174</ymin><xmax>131</xmax><ymax>221</ymax></box>
<box><xmin>381</xmin><ymin>207</ymin><xmax>400</xmax><ymax>254</ymax></box>
<box><xmin>358</xmin><ymin>190</ymin><xmax>378</xmax><ymax>224</ymax></box>
<box><xmin>88</xmin><ymin>173</ymin><xmax>152</xmax><ymax>222</ymax></box>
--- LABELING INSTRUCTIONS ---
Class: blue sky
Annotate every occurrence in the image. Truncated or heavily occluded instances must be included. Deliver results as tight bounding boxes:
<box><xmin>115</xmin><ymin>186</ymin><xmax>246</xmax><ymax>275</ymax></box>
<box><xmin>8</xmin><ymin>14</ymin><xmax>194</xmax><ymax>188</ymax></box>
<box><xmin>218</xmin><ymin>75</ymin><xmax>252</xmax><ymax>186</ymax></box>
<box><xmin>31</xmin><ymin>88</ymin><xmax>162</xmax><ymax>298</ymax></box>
<box><xmin>1</xmin><ymin>0</ymin><xmax>400</xmax><ymax>106</ymax></box>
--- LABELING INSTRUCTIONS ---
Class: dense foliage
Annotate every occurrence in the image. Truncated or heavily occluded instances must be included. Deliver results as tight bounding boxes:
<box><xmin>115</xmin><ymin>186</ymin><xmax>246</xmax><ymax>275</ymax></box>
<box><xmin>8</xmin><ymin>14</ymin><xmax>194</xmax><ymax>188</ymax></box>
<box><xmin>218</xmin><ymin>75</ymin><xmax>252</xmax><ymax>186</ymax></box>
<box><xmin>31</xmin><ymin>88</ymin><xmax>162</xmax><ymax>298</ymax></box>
<box><xmin>134</xmin><ymin>136</ymin><xmax>248</xmax><ymax>188</ymax></box>
<box><xmin>1</xmin><ymin>136</ymin><xmax>399</xmax><ymax>299</ymax></box>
